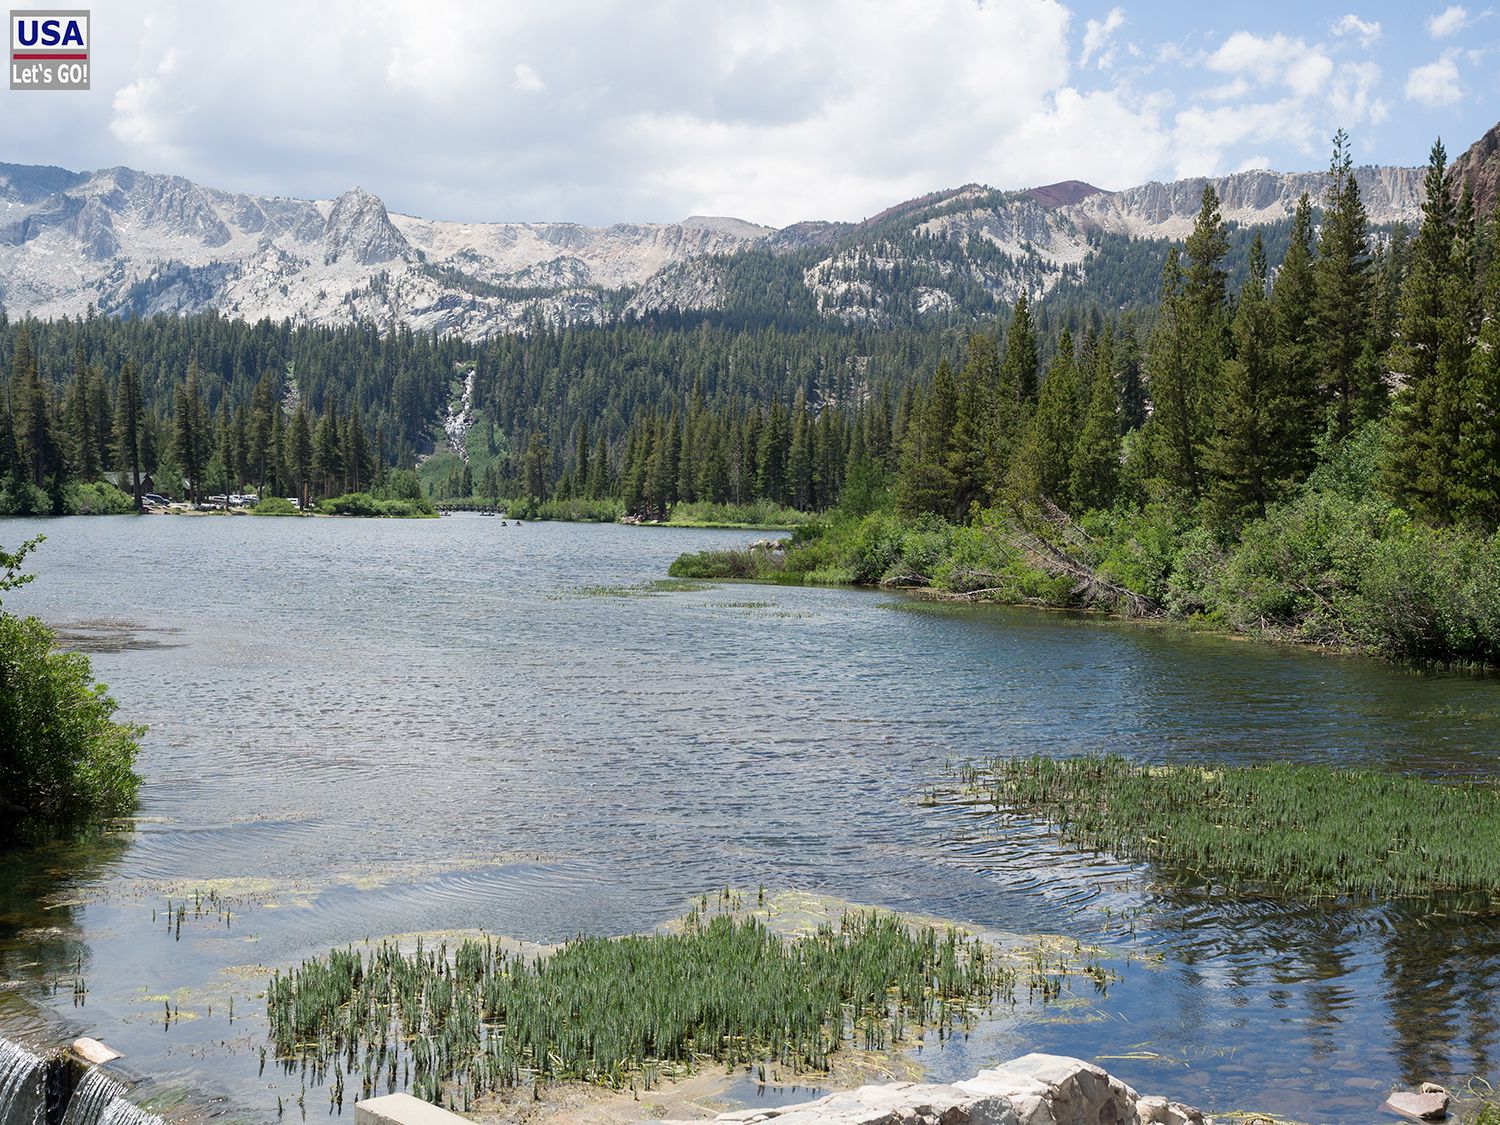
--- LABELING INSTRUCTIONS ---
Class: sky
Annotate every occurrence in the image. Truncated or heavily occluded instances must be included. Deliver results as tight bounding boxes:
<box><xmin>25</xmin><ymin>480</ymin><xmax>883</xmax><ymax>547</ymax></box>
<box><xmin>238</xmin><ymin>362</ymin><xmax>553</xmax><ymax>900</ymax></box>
<box><xmin>2</xmin><ymin>0</ymin><xmax>1497</xmax><ymax>228</ymax></box>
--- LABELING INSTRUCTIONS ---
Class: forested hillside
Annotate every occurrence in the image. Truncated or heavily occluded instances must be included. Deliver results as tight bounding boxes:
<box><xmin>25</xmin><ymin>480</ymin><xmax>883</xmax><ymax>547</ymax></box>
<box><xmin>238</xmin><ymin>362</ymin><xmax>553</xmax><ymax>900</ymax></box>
<box><xmin>674</xmin><ymin>134</ymin><xmax>1500</xmax><ymax>664</ymax></box>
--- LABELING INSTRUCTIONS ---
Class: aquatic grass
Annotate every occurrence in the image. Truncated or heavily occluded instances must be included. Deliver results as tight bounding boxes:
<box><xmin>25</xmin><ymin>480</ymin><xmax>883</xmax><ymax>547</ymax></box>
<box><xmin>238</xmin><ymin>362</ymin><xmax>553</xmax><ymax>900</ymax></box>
<box><xmin>952</xmin><ymin>755</ymin><xmax>1500</xmax><ymax>901</ymax></box>
<box><xmin>563</xmin><ymin>579</ymin><xmax>711</xmax><ymax>598</ymax></box>
<box><xmin>265</xmin><ymin>904</ymin><xmax>1020</xmax><ymax>1107</ymax></box>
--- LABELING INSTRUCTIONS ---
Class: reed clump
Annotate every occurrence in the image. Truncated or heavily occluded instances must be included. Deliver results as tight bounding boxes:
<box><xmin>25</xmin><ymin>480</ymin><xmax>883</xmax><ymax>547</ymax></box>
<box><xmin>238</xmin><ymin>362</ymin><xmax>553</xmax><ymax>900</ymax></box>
<box><xmin>955</xmin><ymin>754</ymin><xmax>1500</xmax><ymax>900</ymax></box>
<box><xmin>265</xmin><ymin>904</ymin><xmax>1018</xmax><ymax>1107</ymax></box>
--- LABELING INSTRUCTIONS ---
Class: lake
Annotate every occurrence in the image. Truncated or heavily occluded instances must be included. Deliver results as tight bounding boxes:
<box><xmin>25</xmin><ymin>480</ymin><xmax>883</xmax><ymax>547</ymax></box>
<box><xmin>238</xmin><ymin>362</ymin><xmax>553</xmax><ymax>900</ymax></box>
<box><xmin>2</xmin><ymin>514</ymin><xmax>1500</xmax><ymax>1124</ymax></box>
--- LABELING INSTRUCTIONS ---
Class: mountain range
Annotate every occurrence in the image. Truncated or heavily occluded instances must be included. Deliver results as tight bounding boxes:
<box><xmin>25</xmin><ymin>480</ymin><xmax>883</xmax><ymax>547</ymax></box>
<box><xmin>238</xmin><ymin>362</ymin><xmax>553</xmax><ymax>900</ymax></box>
<box><xmin>7</xmin><ymin>126</ymin><xmax>1497</xmax><ymax>339</ymax></box>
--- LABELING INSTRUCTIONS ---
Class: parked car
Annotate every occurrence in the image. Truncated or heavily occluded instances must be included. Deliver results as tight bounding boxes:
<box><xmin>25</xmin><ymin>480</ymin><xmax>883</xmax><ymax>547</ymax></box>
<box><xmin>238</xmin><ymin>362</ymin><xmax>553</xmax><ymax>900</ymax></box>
<box><xmin>142</xmin><ymin>493</ymin><xmax>170</xmax><ymax>506</ymax></box>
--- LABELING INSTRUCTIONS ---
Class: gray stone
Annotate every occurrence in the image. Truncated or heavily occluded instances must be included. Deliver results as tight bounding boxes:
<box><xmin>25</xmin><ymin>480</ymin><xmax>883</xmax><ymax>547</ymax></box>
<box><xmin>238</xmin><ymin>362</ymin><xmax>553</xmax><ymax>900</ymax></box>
<box><xmin>1383</xmin><ymin>1090</ymin><xmax>1449</xmax><ymax>1121</ymax></box>
<box><xmin>659</xmin><ymin>1055</ymin><xmax>1207</xmax><ymax>1125</ymax></box>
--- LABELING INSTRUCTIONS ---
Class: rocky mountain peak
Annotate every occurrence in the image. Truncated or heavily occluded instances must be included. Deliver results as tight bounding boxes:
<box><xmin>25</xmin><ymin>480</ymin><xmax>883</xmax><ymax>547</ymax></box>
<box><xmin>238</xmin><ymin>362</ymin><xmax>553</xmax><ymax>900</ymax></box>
<box><xmin>322</xmin><ymin>186</ymin><xmax>409</xmax><ymax>266</ymax></box>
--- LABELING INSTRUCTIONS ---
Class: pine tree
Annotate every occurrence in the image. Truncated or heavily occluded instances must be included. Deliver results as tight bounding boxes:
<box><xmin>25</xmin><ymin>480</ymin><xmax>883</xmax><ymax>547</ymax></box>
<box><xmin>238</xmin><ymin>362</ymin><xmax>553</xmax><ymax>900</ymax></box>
<box><xmin>312</xmin><ymin>403</ymin><xmax>343</xmax><ymax>498</ymax></box>
<box><xmin>896</xmin><ymin>358</ymin><xmax>958</xmax><ymax>516</ymax></box>
<box><xmin>1011</xmin><ymin>330</ymin><xmax>1080</xmax><ymax>509</ymax></box>
<box><xmin>65</xmin><ymin>343</ymin><xmax>97</xmax><ymax>481</ymax></box>
<box><xmin>114</xmin><ymin>359</ymin><xmax>144</xmax><ymax>510</ymax></box>
<box><xmin>1206</xmin><ymin>234</ymin><xmax>1278</xmax><ymax>529</ymax></box>
<box><xmin>1070</xmin><ymin>327</ymin><xmax>1120</xmax><ymax>512</ymax></box>
<box><xmin>1001</xmin><ymin>293</ymin><xmax>1039</xmax><ymax>402</ymax></box>
<box><xmin>173</xmin><ymin>360</ymin><xmax>209</xmax><ymax>503</ymax></box>
<box><xmin>786</xmin><ymin>390</ymin><xmax>812</xmax><ymax>510</ymax></box>
<box><xmin>523</xmin><ymin>430</ymin><xmax>549</xmax><ymax>502</ymax></box>
<box><xmin>1270</xmin><ymin>194</ymin><xmax>1321</xmax><ymax>483</ymax></box>
<box><xmin>1386</xmin><ymin>139</ymin><xmax>1475</xmax><ymax>522</ymax></box>
<box><xmin>1457</xmin><ymin>209</ymin><xmax>1500</xmax><ymax>529</ymax></box>
<box><xmin>1144</xmin><ymin>249</ymin><xmax>1202</xmax><ymax>497</ymax></box>
<box><xmin>291</xmin><ymin>402</ymin><xmax>313</xmax><ymax>507</ymax></box>
<box><xmin>1315</xmin><ymin>130</ymin><xmax>1374</xmax><ymax>438</ymax></box>
<box><xmin>950</xmin><ymin>333</ymin><xmax>1000</xmax><ymax>518</ymax></box>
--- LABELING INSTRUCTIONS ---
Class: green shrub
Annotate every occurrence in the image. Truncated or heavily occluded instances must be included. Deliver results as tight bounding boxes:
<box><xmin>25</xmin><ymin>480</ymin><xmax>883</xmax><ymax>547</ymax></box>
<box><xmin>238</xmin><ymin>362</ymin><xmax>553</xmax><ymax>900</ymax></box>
<box><xmin>319</xmin><ymin>492</ymin><xmax>437</xmax><ymax>518</ymax></box>
<box><xmin>666</xmin><ymin>499</ymin><xmax>812</xmax><ymax>528</ymax></box>
<box><xmin>0</xmin><ymin>480</ymin><xmax>55</xmax><ymax>516</ymax></box>
<box><xmin>668</xmin><ymin>548</ymin><xmax>785</xmax><ymax>580</ymax></box>
<box><xmin>251</xmin><ymin>496</ymin><xmax>302</xmax><ymax>516</ymax></box>
<box><xmin>0</xmin><ymin>539</ymin><xmax>144</xmax><ymax>838</ymax></box>
<box><xmin>64</xmin><ymin>481</ymin><xmax>137</xmax><ymax>515</ymax></box>
<box><xmin>535</xmin><ymin>496</ymin><xmax>623</xmax><ymax>521</ymax></box>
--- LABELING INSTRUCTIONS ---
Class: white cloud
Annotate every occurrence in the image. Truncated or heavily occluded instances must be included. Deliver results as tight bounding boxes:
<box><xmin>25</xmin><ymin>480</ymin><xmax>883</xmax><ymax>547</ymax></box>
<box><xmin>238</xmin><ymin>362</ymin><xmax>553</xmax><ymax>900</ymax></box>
<box><xmin>1329</xmin><ymin>60</ymin><xmax>1389</xmax><ymax>124</ymax></box>
<box><xmin>1329</xmin><ymin>14</ymin><xmax>1382</xmax><ymax>47</ymax></box>
<box><xmin>513</xmin><ymin>64</ymin><xmax>545</xmax><ymax>92</ymax></box>
<box><xmin>0</xmin><ymin>0</ymin><xmax>1431</xmax><ymax>228</ymax></box>
<box><xmin>1406</xmin><ymin>54</ymin><xmax>1463</xmax><ymax>105</ymax></box>
<box><xmin>1206</xmin><ymin>32</ymin><xmax>1333</xmax><ymax>98</ymax></box>
<box><xmin>1427</xmin><ymin>5</ymin><xmax>1469</xmax><ymax>37</ymax></box>
<box><xmin>1080</xmin><ymin>6</ymin><xmax>1125</xmax><ymax>68</ymax></box>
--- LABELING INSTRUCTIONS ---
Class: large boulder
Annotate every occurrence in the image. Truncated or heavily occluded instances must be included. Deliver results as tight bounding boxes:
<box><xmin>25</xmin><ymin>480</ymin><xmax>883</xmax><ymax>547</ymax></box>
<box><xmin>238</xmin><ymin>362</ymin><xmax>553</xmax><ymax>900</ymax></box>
<box><xmin>667</xmin><ymin>1055</ymin><xmax>1205</xmax><ymax>1125</ymax></box>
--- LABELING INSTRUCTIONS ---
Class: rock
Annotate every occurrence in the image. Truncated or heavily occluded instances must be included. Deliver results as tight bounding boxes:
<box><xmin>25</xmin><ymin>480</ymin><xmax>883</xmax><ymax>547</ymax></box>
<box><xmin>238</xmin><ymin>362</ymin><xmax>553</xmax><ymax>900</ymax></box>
<box><xmin>660</xmin><ymin>1055</ymin><xmax>1206</xmax><ymax>1125</ymax></box>
<box><xmin>1383</xmin><ymin>1090</ymin><xmax>1449</xmax><ymax>1121</ymax></box>
<box><xmin>70</xmin><ymin>1037</ymin><xmax>122</xmax><ymax>1065</ymax></box>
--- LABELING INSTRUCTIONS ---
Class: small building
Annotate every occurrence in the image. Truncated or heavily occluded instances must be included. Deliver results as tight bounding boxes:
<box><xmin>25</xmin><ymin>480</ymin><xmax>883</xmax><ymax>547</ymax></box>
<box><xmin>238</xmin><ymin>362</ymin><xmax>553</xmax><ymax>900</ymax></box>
<box><xmin>101</xmin><ymin>470</ymin><xmax>157</xmax><ymax>496</ymax></box>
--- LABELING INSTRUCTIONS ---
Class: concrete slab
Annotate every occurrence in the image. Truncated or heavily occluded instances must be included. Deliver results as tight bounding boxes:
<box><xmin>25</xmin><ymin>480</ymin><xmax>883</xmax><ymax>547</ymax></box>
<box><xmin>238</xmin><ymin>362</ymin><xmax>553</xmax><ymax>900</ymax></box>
<box><xmin>355</xmin><ymin>1092</ymin><xmax>470</xmax><ymax>1125</ymax></box>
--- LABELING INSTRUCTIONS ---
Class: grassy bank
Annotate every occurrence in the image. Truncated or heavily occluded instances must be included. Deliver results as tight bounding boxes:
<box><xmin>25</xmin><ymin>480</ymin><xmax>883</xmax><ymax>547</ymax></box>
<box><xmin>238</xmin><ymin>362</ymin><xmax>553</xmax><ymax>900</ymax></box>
<box><xmin>669</xmin><ymin>440</ymin><xmax>1500</xmax><ymax>666</ymax></box>
<box><xmin>267</xmin><ymin>901</ymin><xmax>1021</xmax><ymax>1106</ymax></box>
<box><xmin>950</xmin><ymin>755</ymin><xmax>1500</xmax><ymax>900</ymax></box>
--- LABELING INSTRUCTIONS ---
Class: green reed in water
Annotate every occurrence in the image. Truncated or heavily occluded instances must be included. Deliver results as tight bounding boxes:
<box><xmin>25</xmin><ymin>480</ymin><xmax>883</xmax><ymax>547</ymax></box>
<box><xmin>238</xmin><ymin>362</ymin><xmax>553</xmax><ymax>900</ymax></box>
<box><xmin>265</xmin><ymin>905</ymin><xmax>1019</xmax><ymax>1107</ymax></box>
<box><xmin>954</xmin><ymin>755</ymin><xmax>1500</xmax><ymax>900</ymax></box>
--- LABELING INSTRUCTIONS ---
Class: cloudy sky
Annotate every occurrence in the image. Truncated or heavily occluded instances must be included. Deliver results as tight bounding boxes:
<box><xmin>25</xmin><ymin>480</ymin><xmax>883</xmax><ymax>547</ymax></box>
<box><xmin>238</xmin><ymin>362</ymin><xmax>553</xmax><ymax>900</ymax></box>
<box><xmin>4</xmin><ymin>1</ymin><xmax>1497</xmax><ymax>227</ymax></box>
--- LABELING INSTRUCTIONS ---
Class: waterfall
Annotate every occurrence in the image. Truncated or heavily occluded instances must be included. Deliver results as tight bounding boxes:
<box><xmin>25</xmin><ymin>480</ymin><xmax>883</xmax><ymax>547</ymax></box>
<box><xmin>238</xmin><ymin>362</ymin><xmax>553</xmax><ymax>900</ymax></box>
<box><xmin>0</xmin><ymin>1041</ymin><xmax>164</xmax><ymax>1125</ymax></box>
<box><xmin>59</xmin><ymin>1071</ymin><xmax>123</xmax><ymax>1125</ymax></box>
<box><xmin>0</xmin><ymin>1038</ymin><xmax>45</xmax><ymax>1125</ymax></box>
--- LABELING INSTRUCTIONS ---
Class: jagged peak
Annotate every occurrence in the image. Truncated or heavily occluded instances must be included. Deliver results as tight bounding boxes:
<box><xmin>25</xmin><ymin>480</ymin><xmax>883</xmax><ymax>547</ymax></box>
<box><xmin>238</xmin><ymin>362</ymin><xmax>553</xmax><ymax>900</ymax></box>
<box><xmin>322</xmin><ymin>186</ymin><xmax>408</xmax><ymax>266</ymax></box>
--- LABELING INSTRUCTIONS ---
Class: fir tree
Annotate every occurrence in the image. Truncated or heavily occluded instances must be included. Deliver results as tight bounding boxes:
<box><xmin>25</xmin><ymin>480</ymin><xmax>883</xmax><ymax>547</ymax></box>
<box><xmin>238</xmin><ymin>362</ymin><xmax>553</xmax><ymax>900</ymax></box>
<box><xmin>1457</xmin><ymin>209</ymin><xmax>1500</xmax><ymax>529</ymax></box>
<box><xmin>114</xmin><ymin>359</ymin><xmax>144</xmax><ymax>510</ymax></box>
<box><xmin>1206</xmin><ymin>234</ymin><xmax>1278</xmax><ymax>529</ymax></box>
<box><xmin>1315</xmin><ymin>130</ymin><xmax>1374</xmax><ymax>437</ymax></box>
<box><xmin>1011</xmin><ymin>330</ymin><xmax>1079</xmax><ymax>509</ymax></box>
<box><xmin>1270</xmin><ymin>194</ymin><xmax>1321</xmax><ymax>483</ymax></box>
<box><xmin>1069</xmin><ymin>327</ymin><xmax>1121</xmax><ymax>512</ymax></box>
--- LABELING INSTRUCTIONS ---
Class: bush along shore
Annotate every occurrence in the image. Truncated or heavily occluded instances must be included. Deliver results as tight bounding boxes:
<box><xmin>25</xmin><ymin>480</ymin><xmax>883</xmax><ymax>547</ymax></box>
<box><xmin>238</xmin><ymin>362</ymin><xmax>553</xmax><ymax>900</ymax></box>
<box><xmin>945</xmin><ymin>755</ymin><xmax>1500</xmax><ymax>902</ymax></box>
<box><xmin>0</xmin><ymin>536</ymin><xmax>144</xmax><ymax>839</ymax></box>
<box><xmin>670</xmin><ymin>418</ymin><xmax>1500</xmax><ymax>667</ymax></box>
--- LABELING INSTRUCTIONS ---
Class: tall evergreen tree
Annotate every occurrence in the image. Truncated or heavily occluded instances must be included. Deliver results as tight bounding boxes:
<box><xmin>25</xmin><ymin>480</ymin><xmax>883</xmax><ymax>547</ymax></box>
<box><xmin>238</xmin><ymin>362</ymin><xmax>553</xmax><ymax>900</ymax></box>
<box><xmin>1206</xmin><ymin>234</ymin><xmax>1278</xmax><ymax>529</ymax></box>
<box><xmin>1069</xmin><ymin>327</ymin><xmax>1121</xmax><ymax>511</ymax></box>
<box><xmin>173</xmin><ymin>360</ymin><xmax>209</xmax><ymax>503</ymax></box>
<box><xmin>114</xmin><ymin>359</ymin><xmax>144</xmax><ymax>510</ymax></box>
<box><xmin>1011</xmin><ymin>330</ymin><xmax>1079</xmax><ymax>509</ymax></box>
<box><xmin>1457</xmin><ymin>209</ymin><xmax>1500</xmax><ymax>530</ymax></box>
<box><xmin>1315</xmin><ymin>129</ymin><xmax>1374</xmax><ymax>437</ymax></box>
<box><xmin>1270</xmin><ymin>194</ymin><xmax>1322</xmax><ymax>483</ymax></box>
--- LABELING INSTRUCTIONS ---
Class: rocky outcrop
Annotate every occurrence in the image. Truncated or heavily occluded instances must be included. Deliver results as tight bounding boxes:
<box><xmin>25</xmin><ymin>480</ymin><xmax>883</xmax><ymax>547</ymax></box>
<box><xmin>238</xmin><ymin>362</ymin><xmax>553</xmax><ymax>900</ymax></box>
<box><xmin>1449</xmin><ymin>120</ymin><xmax>1500</xmax><ymax>216</ymax></box>
<box><xmin>667</xmin><ymin>1055</ymin><xmax>1205</xmax><ymax>1125</ymax></box>
<box><xmin>1069</xmin><ymin>166</ymin><xmax>1426</xmax><ymax>240</ymax></box>
<box><xmin>323</xmin><ymin>187</ymin><xmax>411</xmax><ymax>265</ymax></box>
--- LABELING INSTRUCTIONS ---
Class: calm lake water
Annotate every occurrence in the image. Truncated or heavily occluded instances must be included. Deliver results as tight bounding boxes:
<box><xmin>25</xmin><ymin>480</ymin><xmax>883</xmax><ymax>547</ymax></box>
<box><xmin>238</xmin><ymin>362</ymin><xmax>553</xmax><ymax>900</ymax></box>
<box><xmin>2</xmin><ymin>514</ymin><xmax>1500</xmax><ymax>1124</ymax></box>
